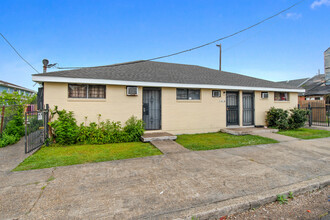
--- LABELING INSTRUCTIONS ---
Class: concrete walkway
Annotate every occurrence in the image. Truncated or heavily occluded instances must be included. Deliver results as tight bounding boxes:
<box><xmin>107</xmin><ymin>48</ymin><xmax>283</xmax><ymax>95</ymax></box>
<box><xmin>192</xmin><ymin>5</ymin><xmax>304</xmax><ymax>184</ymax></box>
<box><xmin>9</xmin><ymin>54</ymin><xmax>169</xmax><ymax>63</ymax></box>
<box><xmin>256</xmin><ymin>132</ymin><xmax>298</xmax><ymax>142</ymax></box>
<box><xmin>151</xmin><ymin>140</ymin><xmax>190</xmax><ymax>154</ymax></box>
<box><xmin>0</xmin><ymin>138</ymin><xmax>36</xmax><ymax>174</ymax></box>
<box><xmin>0</xmin><ymin>138</ymin><xmax>329</xmax><ymax>219</ymax></box>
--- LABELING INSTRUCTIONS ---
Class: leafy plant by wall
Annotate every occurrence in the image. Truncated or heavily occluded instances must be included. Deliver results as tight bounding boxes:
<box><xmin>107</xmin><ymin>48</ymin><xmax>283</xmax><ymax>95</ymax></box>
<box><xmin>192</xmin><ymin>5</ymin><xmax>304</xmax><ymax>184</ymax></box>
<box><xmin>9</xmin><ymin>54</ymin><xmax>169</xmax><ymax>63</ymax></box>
<box><xmin>48</xmin><ymin>106</ymin><xmax>145</xmax><ymax>145</ymax></box>
<box><xmin>266</xmin><ymin>107</ymin><xmax>308</xmax><ymax>130</ymax></box>
<box><xmin>266</xmin><ymin>107</ymin><xmax>289</xmax><ymax>130</ymax></box>
<box><xmin>123</xmin><ymin>116</ymin><xmax>145</xmax><ymax>142</ymax></box>
<box><xmin>288</xmin><ymin>108</ymin><xmax>308</xmax><ymax>129</ymax></box>
<box><xmin>48</xmin><ymin>108</ymin><xmax>79</xmax><ymax>145</ymax></box>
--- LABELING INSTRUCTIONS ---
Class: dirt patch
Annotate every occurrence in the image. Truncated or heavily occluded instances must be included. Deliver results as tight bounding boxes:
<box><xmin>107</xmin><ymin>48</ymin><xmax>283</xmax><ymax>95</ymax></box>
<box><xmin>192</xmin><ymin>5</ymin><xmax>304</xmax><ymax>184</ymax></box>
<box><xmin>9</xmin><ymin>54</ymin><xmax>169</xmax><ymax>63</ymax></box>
<box><xmin>228</xmin><ymin>186</ymin><xmax>329</xmax><ymax>219</ymax></box>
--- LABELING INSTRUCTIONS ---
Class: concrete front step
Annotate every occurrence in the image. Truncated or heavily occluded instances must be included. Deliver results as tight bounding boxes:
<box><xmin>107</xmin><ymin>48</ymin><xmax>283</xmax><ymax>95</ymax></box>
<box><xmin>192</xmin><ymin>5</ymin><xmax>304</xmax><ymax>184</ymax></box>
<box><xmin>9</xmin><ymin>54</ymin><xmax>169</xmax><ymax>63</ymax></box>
<box><xmin>141</xmin><ymin>132</ymin><xmax>177</xmax><ymax>142</ymax></box>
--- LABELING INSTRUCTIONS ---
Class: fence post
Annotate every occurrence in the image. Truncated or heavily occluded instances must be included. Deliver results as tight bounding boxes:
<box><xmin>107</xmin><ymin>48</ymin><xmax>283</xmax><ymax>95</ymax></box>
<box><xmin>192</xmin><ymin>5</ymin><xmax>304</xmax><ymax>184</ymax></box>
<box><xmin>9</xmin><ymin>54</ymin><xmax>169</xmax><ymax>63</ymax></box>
<box><xmin>298</xmin><ymin>104</ymin><xmax>300</xmax><ymax>109</ymax></box>
<box><xmin>328</xmin><ymin>106</ymin><xmax>330</xmax><ymax>127</ymax></box>
<box><xmin>24</xmin><ymin>112</ymin><xmax>28</xmax><ymax>154</ymax></box>
<box><xmin>308</xmin><ymin>103</ymin><xmax>312</xmax><ymax>127</ymax></box>
<box><xmin>0</xmin><ymin>106</ymin><xmax>5</xmax><ymax>134</ymax></box>
<box><xmin>45</xmin><ymin>104</ymin><xmax>49</xmax><ymax>146</ymax></box>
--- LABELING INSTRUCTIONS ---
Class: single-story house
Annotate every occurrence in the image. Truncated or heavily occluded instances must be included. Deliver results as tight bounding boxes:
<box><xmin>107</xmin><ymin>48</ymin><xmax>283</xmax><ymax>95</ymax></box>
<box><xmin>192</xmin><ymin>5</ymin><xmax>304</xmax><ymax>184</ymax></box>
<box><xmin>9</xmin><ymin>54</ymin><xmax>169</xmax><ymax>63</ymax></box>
<box><xmin>32</xmin><ymin>61</ymin><xmax>304</xmax><ymax>134</ymax></box>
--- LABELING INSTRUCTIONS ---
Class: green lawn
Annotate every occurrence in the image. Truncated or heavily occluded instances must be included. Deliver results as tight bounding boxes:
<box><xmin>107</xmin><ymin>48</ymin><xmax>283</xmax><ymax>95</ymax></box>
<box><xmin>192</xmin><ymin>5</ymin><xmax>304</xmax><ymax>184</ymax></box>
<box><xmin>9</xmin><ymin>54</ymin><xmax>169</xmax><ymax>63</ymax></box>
<box><xmin>176</xmin><ymin>132</ymin><xmax>278</xmax><ymax>151</ymax></box>
<box><xmin>278</xmin><ymin>128</ymin><xmax>330</xmax><ymax>139</ymax></box>
<box><xmin>14</xmin><ymin>142</ymin><xmax>162</xmax><ymax>171</ymax></box>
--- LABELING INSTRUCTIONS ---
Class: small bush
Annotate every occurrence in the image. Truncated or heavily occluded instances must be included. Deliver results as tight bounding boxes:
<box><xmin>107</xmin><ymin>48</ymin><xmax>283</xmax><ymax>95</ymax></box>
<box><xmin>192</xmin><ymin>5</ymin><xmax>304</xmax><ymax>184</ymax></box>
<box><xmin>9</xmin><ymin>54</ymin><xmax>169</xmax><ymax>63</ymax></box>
<box><xmin>288</xmin><ymin>108</ymin><xmax>308</xmax><ymax>129</ymax></box>
<box><xmin>49</xmin><ymin>107</ymin><xmax>145</xmax><ymax>145</ymax></box>
<box><xmin>76</xmin><ymin>116</ymin><xmax>144</xmax><ymax>144</ymax></box>
<box><xmin>123</xmin><ymin>116</ymin><xmax>145</xmax><ymax>142</ymax></box>
<box><xmin>266</xmin><ymin>107</ymin><xmax>308</xmax><ymax>130</ymax></box>
<box><xmin>0</xmin><ymin>133</ymin><xmax>19</xmax><ymax>148</ymax></box>
<box><xmin>49</xmin><ymin>109</ymin><xmax>79</xmax><ymax>145</ymax></box>
<box><xmin>266</xmin><ymin>107</ymin><xmax>289</xmax><ymax>130</ymax></box>
<box><xmin>3</xmin><ymin>105</ymin><xmax>24</xmax><ymax>137</ymax></box>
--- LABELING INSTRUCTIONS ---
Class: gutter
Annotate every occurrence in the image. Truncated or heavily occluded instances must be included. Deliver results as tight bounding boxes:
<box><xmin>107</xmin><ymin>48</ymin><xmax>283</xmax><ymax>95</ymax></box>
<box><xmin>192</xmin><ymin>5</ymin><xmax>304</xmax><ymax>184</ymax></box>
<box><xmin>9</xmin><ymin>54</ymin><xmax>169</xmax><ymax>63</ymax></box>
<box><xmin>32</xmin><ymin>75</ymin><xmax>305</xmax><ymax>93</ymax></box>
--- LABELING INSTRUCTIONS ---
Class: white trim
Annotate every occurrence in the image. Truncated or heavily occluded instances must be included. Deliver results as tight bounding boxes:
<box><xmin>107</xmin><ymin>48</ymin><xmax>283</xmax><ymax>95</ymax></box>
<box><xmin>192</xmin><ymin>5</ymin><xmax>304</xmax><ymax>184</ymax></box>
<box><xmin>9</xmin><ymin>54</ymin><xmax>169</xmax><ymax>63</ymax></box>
<box><xmin>32</xmin><ymin>75</ymin><xmax>305</xmax><ymax>93</ymax></box>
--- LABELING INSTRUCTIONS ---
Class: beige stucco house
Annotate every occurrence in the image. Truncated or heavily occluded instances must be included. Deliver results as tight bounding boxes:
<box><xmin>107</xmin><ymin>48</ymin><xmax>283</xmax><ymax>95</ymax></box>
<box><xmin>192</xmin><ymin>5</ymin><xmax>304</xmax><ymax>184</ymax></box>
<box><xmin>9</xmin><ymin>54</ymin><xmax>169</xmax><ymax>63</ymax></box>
<box><xmin>32</xmin><ymin>61</ymin><xmax>304</xmax><ymax>134</ymax></box>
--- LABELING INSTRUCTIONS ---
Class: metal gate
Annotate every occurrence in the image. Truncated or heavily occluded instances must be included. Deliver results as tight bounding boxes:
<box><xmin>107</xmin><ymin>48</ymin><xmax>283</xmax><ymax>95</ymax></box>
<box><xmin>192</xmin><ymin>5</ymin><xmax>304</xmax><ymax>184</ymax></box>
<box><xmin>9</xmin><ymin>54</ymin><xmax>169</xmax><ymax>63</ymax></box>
<box><xmin>143</xmin><ymin>88</ymin><xmax>161</xmax><ymax>130</ymax></box>
<box><xmin>226</xmin><ymin>92</ymin><xmax>239</xmax><ymax>126</ymax></box>
<box><xmin>25</xmin><ymin>108</ymin><xmax>49</xmax><ymax>153</ymax></box>
<box><xmin>243</xmin><ymin>93</ymin><xmax>254</xmax><ymax>126</ymax></box>
<box><xmin>304</xmin><ymin>105</ymin><xmax>330</xmax><ymax>127</ymax></box>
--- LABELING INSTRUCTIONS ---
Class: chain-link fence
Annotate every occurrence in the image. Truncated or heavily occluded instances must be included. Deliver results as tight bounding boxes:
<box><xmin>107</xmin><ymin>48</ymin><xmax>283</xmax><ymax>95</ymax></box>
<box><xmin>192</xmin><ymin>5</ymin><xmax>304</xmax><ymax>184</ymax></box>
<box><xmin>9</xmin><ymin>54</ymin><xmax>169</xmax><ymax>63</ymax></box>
<box><xmin>0</xmin><ymin>105</ymin><xmax>23</xmax><ymax>134</ymax></box>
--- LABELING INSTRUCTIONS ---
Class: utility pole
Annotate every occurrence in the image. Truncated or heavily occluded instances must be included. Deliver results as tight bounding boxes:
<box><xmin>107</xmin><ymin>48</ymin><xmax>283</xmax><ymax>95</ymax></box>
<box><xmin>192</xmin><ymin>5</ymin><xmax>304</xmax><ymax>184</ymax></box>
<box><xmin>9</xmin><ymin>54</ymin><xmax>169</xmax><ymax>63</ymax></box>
<box><xmin>216</xmin><ymin>44</ymin><xmax>222</xmax><ymax>71</ymax></box>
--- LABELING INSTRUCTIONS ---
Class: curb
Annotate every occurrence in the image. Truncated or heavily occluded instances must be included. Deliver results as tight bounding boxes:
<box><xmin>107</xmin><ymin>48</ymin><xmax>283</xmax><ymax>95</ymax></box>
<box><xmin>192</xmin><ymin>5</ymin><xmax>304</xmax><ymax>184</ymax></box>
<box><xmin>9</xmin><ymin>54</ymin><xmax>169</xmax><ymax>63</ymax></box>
<box><xmin>165</xmin><ymin>175</ymin><xmax>330</xmax><ymax>220</ymax></box>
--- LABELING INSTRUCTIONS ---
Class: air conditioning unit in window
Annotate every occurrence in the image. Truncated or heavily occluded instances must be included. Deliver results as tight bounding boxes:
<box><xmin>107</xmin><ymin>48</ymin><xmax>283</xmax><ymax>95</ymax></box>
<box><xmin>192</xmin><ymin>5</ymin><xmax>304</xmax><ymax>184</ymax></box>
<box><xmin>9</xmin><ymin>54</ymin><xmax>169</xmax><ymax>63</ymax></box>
<box><xmin>127</xmin><ymin>86</ymin><xmax>138</xmax><ymax>96</ymax></box>
<box><xmin>261</xmin><ymin>92</ymin><xmax>269</xmax><ymax>99</ymax></box>
<box><xmin>212</xmin><ymin>90</ymin><xmax>221</xmax><ymax>97</ymax></box>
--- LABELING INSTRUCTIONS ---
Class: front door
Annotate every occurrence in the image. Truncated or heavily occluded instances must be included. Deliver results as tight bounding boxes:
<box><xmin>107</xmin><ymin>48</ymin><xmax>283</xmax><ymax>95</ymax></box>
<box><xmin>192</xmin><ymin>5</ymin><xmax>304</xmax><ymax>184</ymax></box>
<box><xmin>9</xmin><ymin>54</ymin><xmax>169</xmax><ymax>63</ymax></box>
<box><xmin>143</xmin><ymin>88</ymin><xmax>161</xmax><ymax>130</ymax></box>
<box><xmin>243</xmin><ymin>93</ymin><xmax>254</xmax><ymax>126</ymax></box>
<box><xmin>226</xmin><ymin>92</ymin><xmax>239</xmax><ymax>126</ymax></box>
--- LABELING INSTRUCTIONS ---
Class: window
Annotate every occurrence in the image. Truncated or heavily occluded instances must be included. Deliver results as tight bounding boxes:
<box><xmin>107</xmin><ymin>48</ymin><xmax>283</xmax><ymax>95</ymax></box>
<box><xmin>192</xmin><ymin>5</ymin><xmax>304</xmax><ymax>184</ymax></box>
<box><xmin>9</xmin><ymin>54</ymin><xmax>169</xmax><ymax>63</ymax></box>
<box><xmin>212</xmin><ymin>90</ymin><xmax>221</xmax><ymax>97</ymax></box>
<box><xmin>176</xmin><ymin>88</ymin><xmax>200</xmax><ymax>100</ymax></box>
<box><xmin>274</xmin><ymin>92</ymin><xmax>289</xmax><ymax>101</ymax></box>
<box><xmin>68</xmin><ymin>84</ymin><xmax>106</xmax><ymax>99</ymax></box>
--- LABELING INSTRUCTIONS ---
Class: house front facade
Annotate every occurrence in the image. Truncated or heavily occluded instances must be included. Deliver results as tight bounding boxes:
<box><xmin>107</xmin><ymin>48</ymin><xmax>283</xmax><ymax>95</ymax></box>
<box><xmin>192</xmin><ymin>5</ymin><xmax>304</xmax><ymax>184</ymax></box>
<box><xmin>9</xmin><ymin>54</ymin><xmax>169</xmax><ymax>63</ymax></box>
<box><xmin>32</xmin><ymin>61</ymin><xmax>303</xmax><ymax>134</ymax></box>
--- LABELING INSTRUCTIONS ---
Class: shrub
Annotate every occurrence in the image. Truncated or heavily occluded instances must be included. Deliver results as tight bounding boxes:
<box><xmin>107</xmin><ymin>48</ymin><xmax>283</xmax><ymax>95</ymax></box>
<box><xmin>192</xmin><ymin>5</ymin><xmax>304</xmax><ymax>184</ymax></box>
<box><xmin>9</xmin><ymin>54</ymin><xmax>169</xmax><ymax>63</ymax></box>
<box><xmin>48</xmin><ymin>108</ymin><xmax>79</xmax><ymax>145</ymax></box>
<box><xmin>49</xmin><ymin>107</ymin><xmax>145</xmax><ymax>145</ymax></box>
<box><xmin>266</xmin><ymin>107</ymin><xmax>289</xmax><ymax>130</ymax></box>
<box><xmin>266</xmin><ymin>107</ymin><xmax>308</xmax><ymax>130</ymax></box>
<box><xmin>123</xmin><ymin>116</ymin><xmax>145</xmax><ymax>142</ymax></box>
<box><xmin>2</xmin><ymin>105</ymin><xmax>25</xmax><ymax>137</ymax></box>
<box><xmin>288</xmin><ymin>108</ymin><xmax>308</xmax><ymax>129</ymax></box>
<box><xmin>76</xmin><ymin>117</ymin><xmax>144</xmax><ymax>145</ymax></box>
<box><xmin>0</xmin><ymin>133</ymin><xmax>19</xmax><ymax>148</ymax></box>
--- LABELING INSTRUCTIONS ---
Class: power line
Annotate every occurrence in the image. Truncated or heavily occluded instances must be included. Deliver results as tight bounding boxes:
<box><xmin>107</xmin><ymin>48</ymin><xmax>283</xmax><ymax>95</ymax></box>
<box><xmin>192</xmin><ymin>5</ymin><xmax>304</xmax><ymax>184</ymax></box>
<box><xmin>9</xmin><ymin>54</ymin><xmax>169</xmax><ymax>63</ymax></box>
<box><xmin>146</xmin><ymin>0</ymin><xmax>306</xmax><ymax>61</ymax></box>
<box><xmin>0</xmin><ymin>33</ymin><xmax>40</xmax><ymax>73</ymax></box>
<box><xmin>48</xmin><ymin>0</ymin><xmax>307</xmax><ymax>70</ymax></box>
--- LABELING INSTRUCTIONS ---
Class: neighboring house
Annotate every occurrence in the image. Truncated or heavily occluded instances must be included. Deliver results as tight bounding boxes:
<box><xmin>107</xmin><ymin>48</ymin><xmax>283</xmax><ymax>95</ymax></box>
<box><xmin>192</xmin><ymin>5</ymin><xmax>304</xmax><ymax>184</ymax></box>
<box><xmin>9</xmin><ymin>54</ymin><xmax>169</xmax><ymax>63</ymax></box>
<box><xmin>32</xmin><ymin>61</ymin><xmax>303</xmax><ymax>134</ymax></box>
<box><xmin>0</xmin><ymin>80</ymin><xmax>36</xmax><ymax>96</ymax></box>
<box><xmin>279</xmin><ymin>48</ymin><xmax>330</xmax><ymax>104</ymax></box>
<box><xmin>279</xmin><ymin>74</ymin><xmax>330</xmax><ymax>102</ymax></box>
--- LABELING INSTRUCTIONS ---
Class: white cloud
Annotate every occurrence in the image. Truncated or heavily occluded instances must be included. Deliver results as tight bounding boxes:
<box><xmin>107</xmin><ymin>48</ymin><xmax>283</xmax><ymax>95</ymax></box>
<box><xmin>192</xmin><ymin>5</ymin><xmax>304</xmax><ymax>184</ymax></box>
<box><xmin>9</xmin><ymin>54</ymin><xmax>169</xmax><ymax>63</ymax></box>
<box><xmin>284</xmin><ymin>12</ymin><xmax>302</xmax><ymax>19</ymax></box>
<box><xmin>311</xmin><ymin>0</ymin><xmax>330</xmax><ymax>9</ymax></box>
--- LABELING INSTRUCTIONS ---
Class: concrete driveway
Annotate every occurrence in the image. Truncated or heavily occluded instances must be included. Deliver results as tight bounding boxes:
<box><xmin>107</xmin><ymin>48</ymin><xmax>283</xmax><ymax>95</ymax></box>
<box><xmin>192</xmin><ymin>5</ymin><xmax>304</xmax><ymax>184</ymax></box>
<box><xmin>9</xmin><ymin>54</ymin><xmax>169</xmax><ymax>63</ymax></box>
<box><xmin>0</xmin><ymin>137</ymin><xmax>329</xmax><ymax>219</ymax></box>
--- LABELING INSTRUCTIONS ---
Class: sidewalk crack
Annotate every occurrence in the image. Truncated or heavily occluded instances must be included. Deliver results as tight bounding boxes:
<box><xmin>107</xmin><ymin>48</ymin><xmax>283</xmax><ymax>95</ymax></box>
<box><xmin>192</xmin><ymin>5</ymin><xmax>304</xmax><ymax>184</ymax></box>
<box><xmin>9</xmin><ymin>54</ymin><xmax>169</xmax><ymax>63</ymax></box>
<box><xmin>25</xmin><ymin>167</ymin><xmax>56</xmax><ymax>215</ymax></box>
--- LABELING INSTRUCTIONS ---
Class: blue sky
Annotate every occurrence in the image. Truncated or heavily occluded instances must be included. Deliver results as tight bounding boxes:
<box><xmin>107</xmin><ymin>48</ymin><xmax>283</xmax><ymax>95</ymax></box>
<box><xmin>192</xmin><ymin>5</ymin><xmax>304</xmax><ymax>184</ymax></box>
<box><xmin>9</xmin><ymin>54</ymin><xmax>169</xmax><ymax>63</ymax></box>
<box><xmin>0</xmin><ymin>0</ymin><xmax>329</xmax><ymax>90</ymax></box>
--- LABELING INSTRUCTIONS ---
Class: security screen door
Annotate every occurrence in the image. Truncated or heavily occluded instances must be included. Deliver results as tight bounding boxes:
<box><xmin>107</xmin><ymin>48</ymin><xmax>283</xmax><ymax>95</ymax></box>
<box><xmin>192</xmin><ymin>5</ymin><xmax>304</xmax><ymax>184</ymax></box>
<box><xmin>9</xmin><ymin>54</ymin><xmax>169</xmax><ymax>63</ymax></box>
<box><xmin>243</xmin><ymin>93</ymin><xmax>254</xmax><ymax>126</ymax></box>
<box><xmin>226</xmin><ymin>92</ymin><xmax>239</xmax><ymax>126</ymax></box>
<box><xmin>143</xmin><ymin>88</ymin><xmax>161</xmax><ymax>130</ymax></box>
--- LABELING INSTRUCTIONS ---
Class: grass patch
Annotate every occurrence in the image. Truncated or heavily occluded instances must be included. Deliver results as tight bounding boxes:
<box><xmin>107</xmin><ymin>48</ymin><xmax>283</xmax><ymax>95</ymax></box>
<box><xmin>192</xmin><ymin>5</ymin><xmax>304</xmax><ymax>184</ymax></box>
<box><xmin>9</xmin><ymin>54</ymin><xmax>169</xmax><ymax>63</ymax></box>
<box><xmin>14</xmin><ymin>142</ymin><xmax>162</xmax><ymax>171</ymax></box>
<box><xmin>176</xmin><ymin>132</ymin><xmax>278</xmax><ymax>151</ymax></box>
<box><xmin>47</xmin><ymin>176</ymin><xmax>55</xmax><ymax>182</ymax></box>
<box><xmin>278</xmin><ymin>128</ymin><xmax>330</xmax><ymax>139</ymax></box>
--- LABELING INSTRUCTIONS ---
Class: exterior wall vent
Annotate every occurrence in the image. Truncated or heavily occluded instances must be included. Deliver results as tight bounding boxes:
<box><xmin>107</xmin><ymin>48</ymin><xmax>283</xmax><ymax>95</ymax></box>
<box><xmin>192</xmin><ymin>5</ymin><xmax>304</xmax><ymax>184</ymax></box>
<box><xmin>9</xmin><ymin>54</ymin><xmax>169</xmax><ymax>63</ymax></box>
<box><xmin>127</xmin><ymin>86</ymin><xmax>138</xmax><ymax>96</ymax></box>
<box><xmin>212</xmin><ymin>90</ymin><xmax>221</xmax><ymax>97</ymax></box>
<box><xmin>261</xmin><ymin>92</ymin><xmax>269</xmax><ymax>99</ymax></box>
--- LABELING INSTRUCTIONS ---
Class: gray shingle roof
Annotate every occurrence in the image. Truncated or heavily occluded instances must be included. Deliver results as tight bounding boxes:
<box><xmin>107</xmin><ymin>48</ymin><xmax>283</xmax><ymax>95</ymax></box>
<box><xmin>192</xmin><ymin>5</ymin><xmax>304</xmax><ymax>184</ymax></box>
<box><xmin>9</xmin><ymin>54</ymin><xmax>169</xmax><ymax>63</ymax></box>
<box><xmin>278</xmin><ymin>78</ymin><xmax>309</xmax><ymax>88</ymax></box>
<box><xmin>33</xmin><ymin>61</ymin><xmax>299</xmax><ymax>90</ymax></box>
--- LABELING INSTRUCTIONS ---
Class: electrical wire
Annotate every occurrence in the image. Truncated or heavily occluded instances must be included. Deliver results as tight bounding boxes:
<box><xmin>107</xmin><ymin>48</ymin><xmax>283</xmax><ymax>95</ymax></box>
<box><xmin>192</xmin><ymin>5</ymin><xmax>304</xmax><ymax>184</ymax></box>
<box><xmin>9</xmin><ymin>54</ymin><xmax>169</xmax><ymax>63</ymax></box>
<box><xmin>145</xmin><ymin>0</ymin><xmax>306</xmax><ymax>61</ymax></box>
<box><xmin>0</xmin><ymin>33</ymin><xmax>40</xmax><ymax>73</ymax></box>
<box><xmin>43</xmin><ymin>0</ymin><xmax>308</xmax><ymax>70</ymax></box>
